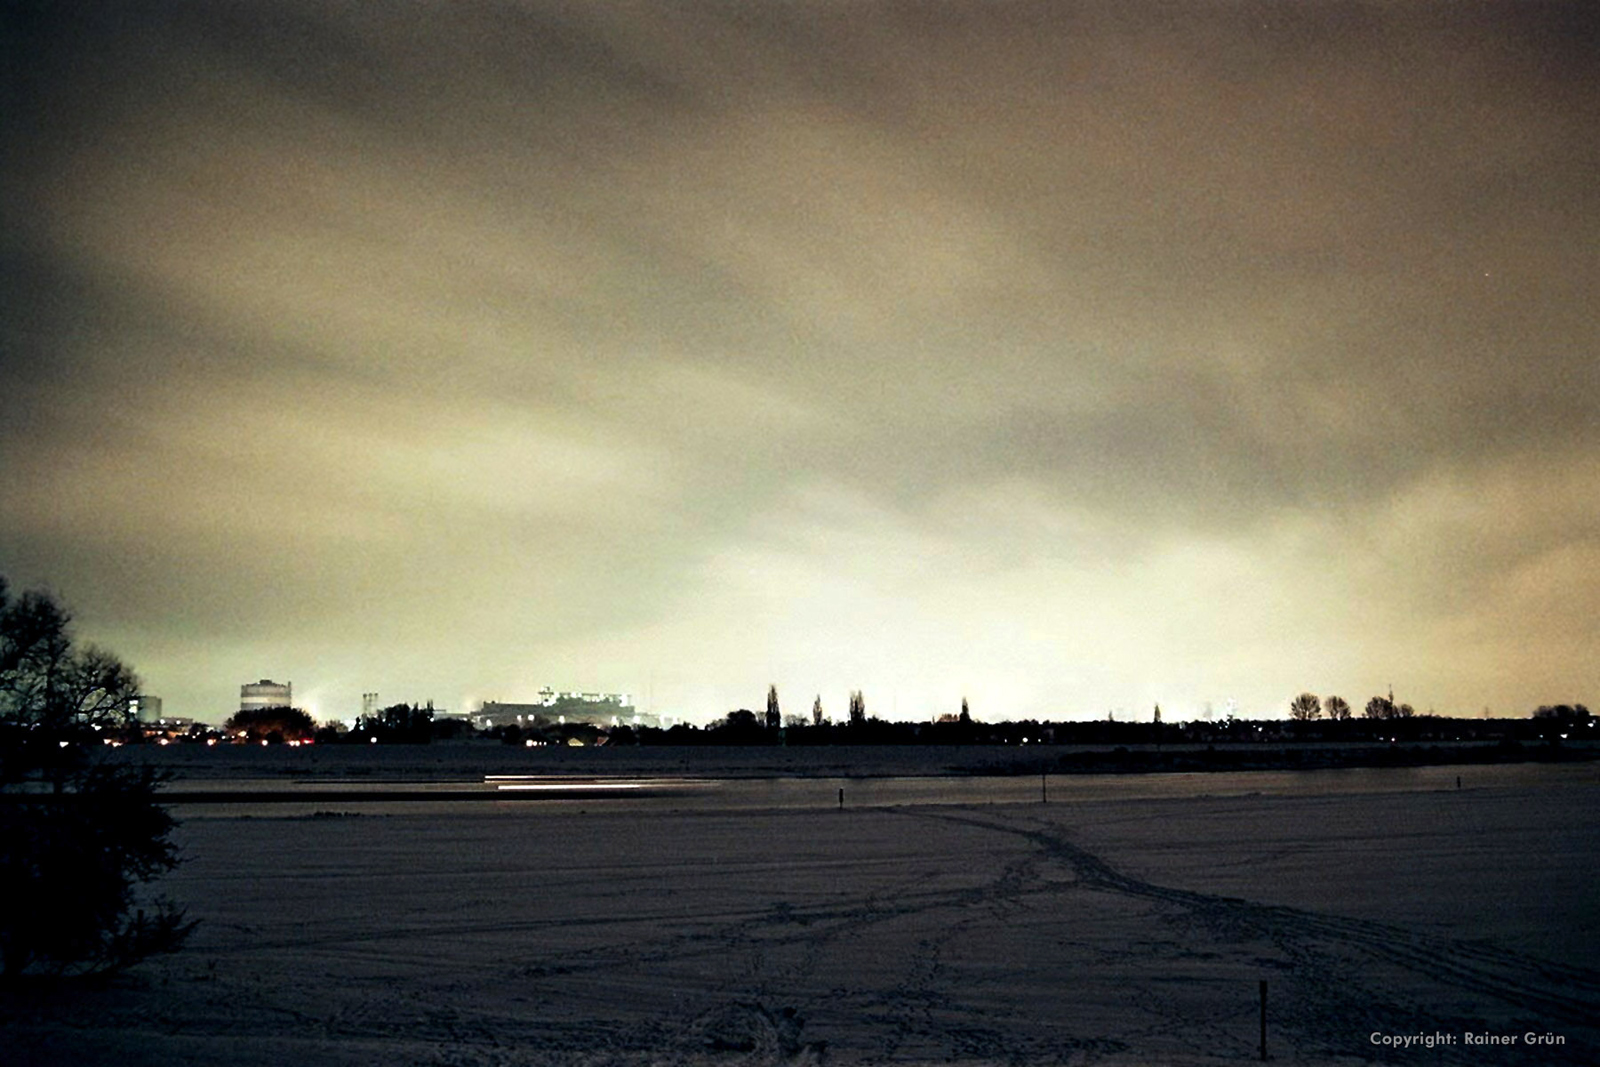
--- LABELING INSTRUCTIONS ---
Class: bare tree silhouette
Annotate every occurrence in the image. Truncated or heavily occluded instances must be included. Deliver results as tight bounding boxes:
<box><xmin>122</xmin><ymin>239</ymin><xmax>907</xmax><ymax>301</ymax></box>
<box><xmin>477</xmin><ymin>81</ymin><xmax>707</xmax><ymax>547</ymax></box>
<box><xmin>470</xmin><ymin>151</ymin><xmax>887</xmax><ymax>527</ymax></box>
<box><xmin>0</xmin><ymin>577</ymin><xmax>193</xmax><ymax>979</ymax></box>
<box><xmin>1288</xmin><ymin>692</ymin><xmax>1322</xmax><ymax>720</ymax></box>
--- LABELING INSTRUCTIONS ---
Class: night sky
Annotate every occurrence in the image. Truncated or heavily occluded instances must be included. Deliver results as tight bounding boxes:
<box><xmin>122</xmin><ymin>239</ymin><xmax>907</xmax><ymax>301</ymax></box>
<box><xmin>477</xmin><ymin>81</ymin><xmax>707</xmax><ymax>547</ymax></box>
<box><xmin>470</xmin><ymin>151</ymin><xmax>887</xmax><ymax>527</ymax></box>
<box><xmin>3</xmin><ymin>2</ymin><xmax>1596</xmax><ymax>724</ymax></box>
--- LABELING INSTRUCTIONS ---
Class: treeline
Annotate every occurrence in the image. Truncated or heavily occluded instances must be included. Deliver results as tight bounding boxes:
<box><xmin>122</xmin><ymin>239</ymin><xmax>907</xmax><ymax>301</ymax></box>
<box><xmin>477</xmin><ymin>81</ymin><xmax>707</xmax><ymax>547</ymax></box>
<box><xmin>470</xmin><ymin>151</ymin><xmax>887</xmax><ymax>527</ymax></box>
<box><xmin>188</xmin><ymin>700</ymin><xmax>1596</xmax><ymax>749</ymax></box>
<box><xmin>222</xmin><ymin>702</ymin><xmax>473</xmax><ymax>744</ymax></box>
<box><xmin>609</xmin><ymin>708</ymin><xmax>1594</xmax><ymax>749</ymax></box>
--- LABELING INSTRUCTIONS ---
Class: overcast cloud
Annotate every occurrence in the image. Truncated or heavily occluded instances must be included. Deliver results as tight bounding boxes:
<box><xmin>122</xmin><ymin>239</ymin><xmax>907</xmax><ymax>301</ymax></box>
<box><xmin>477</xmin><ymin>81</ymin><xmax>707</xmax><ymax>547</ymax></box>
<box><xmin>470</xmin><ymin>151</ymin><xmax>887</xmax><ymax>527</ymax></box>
<box><xmin>2</xmin><ymin>2</ymin><xmax>1597</xmax><ymax>722</ymax></box>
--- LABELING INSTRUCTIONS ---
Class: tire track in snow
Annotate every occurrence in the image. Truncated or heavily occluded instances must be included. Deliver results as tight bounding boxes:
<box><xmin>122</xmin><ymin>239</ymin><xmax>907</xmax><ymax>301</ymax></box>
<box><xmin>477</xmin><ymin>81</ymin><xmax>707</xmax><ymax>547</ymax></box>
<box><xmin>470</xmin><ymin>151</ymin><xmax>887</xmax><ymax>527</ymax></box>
<box><xmin>913</xmin><ymin>808</ymin><xmax>1600</xmax><ymax>1029</ymax></box>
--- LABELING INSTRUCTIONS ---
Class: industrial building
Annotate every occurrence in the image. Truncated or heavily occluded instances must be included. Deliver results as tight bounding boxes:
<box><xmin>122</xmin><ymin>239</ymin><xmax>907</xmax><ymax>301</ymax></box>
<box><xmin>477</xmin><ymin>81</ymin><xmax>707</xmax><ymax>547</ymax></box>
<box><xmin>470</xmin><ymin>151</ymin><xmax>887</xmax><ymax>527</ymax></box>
<box><xmin>534</xmin><ymin>687</ymin><xmax>632</xmax><ymax>708</ymax></box>
<box><xmin>472</xmin><ymin>693</ymin><xmax>654</xmax><ymax>731</ymax></box>
<box><xmin>240</xmin><ymin>679</ymin><xmax>292</xmax><ymax>713</ymax></box>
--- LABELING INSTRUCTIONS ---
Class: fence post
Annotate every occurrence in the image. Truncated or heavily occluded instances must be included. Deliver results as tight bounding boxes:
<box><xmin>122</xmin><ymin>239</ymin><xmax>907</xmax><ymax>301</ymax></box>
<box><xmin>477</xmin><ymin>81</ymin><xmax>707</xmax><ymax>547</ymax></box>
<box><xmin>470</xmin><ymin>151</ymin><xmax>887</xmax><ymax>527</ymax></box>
<box><xmin>1259</xmin><ymin>979</ymin><xmax>1268</xmax><ymax>1060</ymax></box>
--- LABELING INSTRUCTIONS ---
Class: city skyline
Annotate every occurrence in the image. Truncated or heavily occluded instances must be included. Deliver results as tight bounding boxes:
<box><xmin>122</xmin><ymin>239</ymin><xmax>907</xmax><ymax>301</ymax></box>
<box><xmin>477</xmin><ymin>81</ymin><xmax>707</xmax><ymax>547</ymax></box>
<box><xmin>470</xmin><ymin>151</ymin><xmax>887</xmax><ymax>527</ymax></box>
<box><xmin>3</xmin><ymin>3</ymin><xmax>1596</xmax><ymax>724</ymax></box>
<box><xmin>134</xmin><ymin>673</ymin><xmax>1458</xmax><ymax>729</ymax></box>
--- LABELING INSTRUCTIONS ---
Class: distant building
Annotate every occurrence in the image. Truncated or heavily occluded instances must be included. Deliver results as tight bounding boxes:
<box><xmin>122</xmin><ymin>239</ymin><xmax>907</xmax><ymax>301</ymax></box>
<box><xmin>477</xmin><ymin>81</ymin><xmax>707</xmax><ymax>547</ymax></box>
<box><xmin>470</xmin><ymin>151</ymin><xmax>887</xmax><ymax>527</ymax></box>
<box><xmin>534</xmin><ymin>686</ymin><xmax>631</xmax><ymax>708</ymax></box>
<box><xmin>129</xmin><ymin>694</ymin><xmax>163</xmax><ymax>723</ymax></box>
<box><xmin>474</xmin><ymin>692</ymin><xmax>652</xmax><ymax>730</ymax></box>
<box><xmin>142</xmin><ymin>716</ymin><xmax>195</xmax><ymax>734</ymax></box>
<box><xmin>240</xmin><ymin>679</ymin><xmax>292</xmax><ymax>713</ymax></box>
<box><xmin>361</xmin><ymin>692</ymin><xmax>379</xmax><ymax>719</ymax></box>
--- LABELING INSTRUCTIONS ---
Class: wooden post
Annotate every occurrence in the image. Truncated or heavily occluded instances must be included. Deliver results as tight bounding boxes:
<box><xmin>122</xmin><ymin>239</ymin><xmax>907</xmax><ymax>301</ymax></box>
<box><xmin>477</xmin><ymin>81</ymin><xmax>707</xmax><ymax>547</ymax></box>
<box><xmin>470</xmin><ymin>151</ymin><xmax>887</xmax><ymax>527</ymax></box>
<box><xmin>838</xmin><ymin>787</ymin><xmax>844</xmax><ymax>810</ymax></box>
<box><xmin>1041</xmin><ymin>771</ymin><xmax>1047</xmax><ymax>804</ymax></box>
<box><xmin>1259</xmin><ymin>979</ymin><xmax>1268</xmax><ymax>1060</ymax></box>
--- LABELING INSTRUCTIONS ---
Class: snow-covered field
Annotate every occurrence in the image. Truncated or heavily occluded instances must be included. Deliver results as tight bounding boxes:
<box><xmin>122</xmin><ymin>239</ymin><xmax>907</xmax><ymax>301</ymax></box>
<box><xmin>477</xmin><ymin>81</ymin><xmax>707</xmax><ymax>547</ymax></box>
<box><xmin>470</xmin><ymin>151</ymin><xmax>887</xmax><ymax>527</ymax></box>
<box><xmin>5</xmin><ymin>765</ymin><xmax>1597</xmax><ymax>1065</ymax></box>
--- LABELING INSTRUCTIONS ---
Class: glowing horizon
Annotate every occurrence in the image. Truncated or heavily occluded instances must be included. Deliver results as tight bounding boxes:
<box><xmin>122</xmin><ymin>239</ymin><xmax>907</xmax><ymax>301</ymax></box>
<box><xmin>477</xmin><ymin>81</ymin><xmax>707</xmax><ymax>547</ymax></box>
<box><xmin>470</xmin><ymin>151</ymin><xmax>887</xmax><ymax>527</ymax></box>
<box><xmin>2</xmin><ymin>4</ymin><xmax>1595</xmax><ymax>725</ymax></box>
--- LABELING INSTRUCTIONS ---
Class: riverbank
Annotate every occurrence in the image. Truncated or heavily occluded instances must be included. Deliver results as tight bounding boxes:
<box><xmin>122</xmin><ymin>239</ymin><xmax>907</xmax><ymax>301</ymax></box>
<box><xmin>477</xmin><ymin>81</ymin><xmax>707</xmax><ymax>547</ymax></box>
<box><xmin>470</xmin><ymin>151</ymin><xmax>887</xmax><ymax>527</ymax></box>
<box><xmin>104</xmin><ymin>738</ymin><xmax>1600</xmax><ymax>784</ymax></box>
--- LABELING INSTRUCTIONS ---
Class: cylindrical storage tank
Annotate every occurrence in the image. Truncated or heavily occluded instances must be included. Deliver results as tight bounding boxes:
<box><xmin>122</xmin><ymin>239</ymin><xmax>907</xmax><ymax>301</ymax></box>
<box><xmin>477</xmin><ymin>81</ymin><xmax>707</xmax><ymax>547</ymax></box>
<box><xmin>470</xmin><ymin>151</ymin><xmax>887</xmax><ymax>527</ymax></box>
<box><xmin>240</xmin><ymin>679</ymin><xmax>292</xmax><ymax>712</ymax></box>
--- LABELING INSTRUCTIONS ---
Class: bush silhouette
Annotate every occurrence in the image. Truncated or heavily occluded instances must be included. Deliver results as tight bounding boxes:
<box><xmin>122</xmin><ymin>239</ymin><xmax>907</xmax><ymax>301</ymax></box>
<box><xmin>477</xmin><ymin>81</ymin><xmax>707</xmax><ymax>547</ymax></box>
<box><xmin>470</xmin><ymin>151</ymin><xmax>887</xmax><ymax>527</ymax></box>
<box><xmin>0</xmin><ymin>578</ymin><xmax>193</xmax><ymax>980</ymax></box>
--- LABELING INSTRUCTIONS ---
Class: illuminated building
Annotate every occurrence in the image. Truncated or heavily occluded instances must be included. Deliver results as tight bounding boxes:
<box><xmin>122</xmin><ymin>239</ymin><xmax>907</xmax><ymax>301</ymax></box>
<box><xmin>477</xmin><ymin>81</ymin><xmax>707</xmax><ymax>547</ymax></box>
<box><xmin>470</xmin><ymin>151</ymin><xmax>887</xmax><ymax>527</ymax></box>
<box><xmin>240</xmin><ymin>678</ymin><xmax>292</xmax><ymax>713</ymax></box>
<box><xmin>474</xmin><ymin>693</ymin><xmax>652</xmax><ymax>730</ymax></box>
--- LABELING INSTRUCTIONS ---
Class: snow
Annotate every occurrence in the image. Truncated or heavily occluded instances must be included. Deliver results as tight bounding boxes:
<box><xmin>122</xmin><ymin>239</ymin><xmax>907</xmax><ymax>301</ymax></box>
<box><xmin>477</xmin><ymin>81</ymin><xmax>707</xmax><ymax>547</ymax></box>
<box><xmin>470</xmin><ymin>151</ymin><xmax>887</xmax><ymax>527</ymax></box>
<box><xmin>4</xmin><ymin>760</ymin><xmax>1596</xmax><ymax>1065</ymax></box>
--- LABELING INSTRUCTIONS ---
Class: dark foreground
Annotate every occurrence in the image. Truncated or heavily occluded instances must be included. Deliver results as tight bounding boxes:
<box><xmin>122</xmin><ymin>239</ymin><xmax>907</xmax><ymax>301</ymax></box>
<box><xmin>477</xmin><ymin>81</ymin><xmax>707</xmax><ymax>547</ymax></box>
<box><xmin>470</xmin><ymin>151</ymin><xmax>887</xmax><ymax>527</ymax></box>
<box><xmin>3</xmin><ymin>764</ymin><xmax>1597</xmax><ymax>1065</ymax></box>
